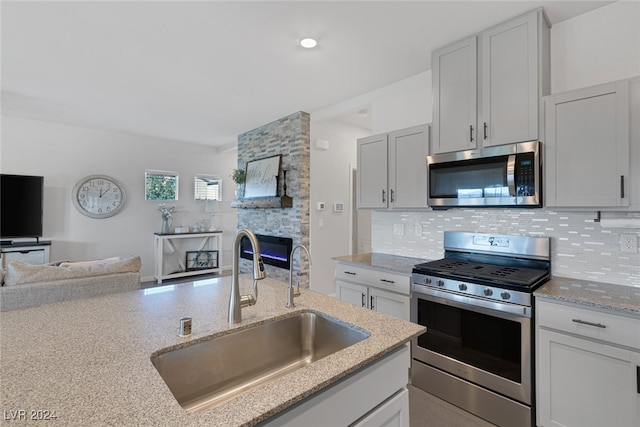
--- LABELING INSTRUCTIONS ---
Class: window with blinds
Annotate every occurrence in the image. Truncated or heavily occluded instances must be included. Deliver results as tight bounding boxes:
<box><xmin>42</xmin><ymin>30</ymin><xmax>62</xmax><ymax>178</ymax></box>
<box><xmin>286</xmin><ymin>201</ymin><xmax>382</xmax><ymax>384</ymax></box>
<box><xmin>194</xmin><ymin>175</ymin><xmax>222</xmax><ymax>201</ymax></box>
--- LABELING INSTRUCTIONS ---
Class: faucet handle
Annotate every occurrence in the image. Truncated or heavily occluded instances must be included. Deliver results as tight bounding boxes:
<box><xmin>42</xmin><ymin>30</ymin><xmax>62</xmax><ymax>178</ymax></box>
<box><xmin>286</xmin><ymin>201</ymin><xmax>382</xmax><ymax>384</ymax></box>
<box><xmin>254</xmin><ymin>255</ymin><xmax>266</xmax><ymax>280</ymax></box>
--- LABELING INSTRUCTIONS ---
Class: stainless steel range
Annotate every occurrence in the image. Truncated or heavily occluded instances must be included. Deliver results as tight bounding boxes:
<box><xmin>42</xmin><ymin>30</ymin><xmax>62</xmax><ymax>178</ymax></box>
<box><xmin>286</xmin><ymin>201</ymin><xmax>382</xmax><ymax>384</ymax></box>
<box><xmin>410</xmin><ymin>231</ymin><xmax>550</xmax><ymax>427</ymax></box>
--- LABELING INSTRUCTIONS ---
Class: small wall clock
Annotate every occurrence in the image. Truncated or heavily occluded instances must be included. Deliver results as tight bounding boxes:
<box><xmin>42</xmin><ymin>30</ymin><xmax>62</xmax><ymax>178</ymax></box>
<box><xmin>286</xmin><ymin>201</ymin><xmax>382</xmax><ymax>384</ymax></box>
<box><xmin>72</xmin><ymin>175</ymin><xmax>126</xmax><ymax>219</ymax></box>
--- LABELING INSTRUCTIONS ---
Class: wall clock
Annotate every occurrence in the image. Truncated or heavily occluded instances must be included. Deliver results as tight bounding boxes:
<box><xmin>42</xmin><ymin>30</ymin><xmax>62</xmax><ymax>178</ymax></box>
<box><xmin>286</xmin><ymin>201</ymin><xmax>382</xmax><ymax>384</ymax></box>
<box><xmin>72</xmin><ymin>175</ymin><xmax>126</xmax><ymax>219</ymax></box>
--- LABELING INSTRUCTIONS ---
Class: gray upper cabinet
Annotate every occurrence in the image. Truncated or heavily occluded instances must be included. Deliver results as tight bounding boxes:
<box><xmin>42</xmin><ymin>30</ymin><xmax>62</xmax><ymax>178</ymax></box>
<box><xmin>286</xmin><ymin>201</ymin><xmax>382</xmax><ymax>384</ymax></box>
<box><xmin>357</xmin><ymin>133</ymin><xmax>388</xmax><ymax>209</ymax></box>
<box><xmin>431</xmin><ymin>8</ymin><xmax>550</xmax><ymax>154</ymax></box>
<box><xmin>480</xmin><ymin>11</ymin><xmax>549</xmax><ymax>147</ymax></box>
<box><xmin>545</xmin><ymin>80</ymin><xmax>630</xmax><ymax>208</ymax></box>
<box><xmin>431</xmin><ymin>37</ymin><xmax>477</xmax><ymax>154</ymax></box>
<box><xmin>357</xmin><ymin>124</ymin><xmax>429</xmax><ymax>210</ymax></box>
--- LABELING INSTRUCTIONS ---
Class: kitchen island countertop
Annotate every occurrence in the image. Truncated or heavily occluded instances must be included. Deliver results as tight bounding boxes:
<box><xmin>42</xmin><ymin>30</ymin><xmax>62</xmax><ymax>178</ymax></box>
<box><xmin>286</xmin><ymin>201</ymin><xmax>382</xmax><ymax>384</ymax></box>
<box><xmin>0</xmin><ymin>276</ymin><xmax>425</xmax><ymax>426</ymax></box>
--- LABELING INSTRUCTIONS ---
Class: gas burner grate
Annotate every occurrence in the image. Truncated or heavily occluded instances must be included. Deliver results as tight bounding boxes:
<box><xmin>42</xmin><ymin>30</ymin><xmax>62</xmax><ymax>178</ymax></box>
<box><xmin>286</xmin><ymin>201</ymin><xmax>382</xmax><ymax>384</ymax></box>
<box><xmin>490</xmin><ymin>267</ymin><xmax>519</xmax><ymax>278</ymax></box>
<box><xmin>438</xmin><ymin>260</ymin><xmax>469</xmax><ymax>269</ymax></box>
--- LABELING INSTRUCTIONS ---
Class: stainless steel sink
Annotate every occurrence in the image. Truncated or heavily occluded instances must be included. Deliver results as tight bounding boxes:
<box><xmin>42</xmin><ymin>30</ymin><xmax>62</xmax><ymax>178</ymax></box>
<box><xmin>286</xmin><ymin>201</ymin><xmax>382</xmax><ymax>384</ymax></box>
<box><xmin>151</xmin><ymin>311</ymin><xmax>370</xmax><ymax>412</ymax></box>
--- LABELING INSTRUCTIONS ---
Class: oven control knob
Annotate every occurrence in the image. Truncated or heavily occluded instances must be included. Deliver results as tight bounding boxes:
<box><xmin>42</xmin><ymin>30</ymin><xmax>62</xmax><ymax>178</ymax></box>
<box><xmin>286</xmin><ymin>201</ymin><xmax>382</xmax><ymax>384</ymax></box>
<box><xmin>483</xmin><ymin>288</ymin><xmax>493</xmax><ymax>297</ymax></box>
<box><xmin>501</xmin><ymin>291</ymin><xmax>511</xmax><ymax>300</ymax></box>
<box><xmin>458</xmin><ymin>283</ymin><xmax>468</xmax><ymax>291</ymax></box>
<box><xmin>424</xmin><ymin>278</ymin><xmax>432</xmax><ymax>285</ymax></box>
<box><xmin>436</xmin><ymin>280</ymin><xmax>445</xmax><ymax>287</ymax></box>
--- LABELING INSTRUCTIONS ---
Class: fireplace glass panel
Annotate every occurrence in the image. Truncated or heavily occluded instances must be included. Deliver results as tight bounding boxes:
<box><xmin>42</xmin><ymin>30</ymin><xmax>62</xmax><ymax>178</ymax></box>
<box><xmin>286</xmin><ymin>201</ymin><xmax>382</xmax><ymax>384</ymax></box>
<box><xmin>240</xmin><ymin>234</ymin><xmax>293</xmax><ymax>269</ymax></box>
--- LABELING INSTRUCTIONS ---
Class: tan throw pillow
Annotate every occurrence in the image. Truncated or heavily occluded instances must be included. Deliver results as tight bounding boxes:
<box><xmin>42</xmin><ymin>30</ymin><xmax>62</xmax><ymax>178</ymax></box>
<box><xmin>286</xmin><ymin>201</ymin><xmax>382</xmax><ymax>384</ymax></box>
<box><xmin>5</xmin><ymin>255</ymin><xmax>141</xmax><ymax>286</ymax></box>
<box><xmin>59</xmin><ymin>257</ymin><xmax>120</xmax><ymax>268</ymax></box>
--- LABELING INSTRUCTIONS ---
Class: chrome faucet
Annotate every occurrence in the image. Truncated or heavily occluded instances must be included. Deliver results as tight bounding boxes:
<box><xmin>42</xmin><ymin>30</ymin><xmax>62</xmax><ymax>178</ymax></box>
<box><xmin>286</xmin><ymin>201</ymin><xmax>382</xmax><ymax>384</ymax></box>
<box><xmin>286</xmin><ymin>244</ymin><xmax>311</xmax><ymax>308</ymax></box>
<box><xmin>228</xmin><ymin>229</ymin><xmax>265</xmax><ymax>324</ymax></box>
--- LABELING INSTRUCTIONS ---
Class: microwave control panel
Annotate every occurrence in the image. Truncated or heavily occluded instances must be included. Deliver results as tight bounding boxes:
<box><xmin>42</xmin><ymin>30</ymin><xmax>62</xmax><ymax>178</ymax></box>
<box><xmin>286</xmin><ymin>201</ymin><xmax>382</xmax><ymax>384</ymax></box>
<box><xmin>516</xmin><ymin>152</ymin><xmax>536</xmax><ymax>197</ymax></box>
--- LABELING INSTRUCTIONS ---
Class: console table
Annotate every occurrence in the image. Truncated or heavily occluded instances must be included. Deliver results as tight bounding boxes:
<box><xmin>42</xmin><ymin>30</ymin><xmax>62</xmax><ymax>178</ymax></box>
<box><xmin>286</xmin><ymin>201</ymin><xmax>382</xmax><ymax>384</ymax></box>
<box><xmin>1</xmin><ymin>241</ymin><xmax>51</xmax><ymax>270</ymax></box>
<box><xmin>153</xmin><ymin>232</ymin><xmax>222</xmax><ymax>284</ymax></box>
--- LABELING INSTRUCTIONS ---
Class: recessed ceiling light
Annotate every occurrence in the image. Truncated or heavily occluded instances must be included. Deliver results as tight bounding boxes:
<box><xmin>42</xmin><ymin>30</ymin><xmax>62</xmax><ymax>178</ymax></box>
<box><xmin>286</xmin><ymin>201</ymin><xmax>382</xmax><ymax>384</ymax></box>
<box><xmin>299</xmin><ymin>37</ymin><xmax>317</xmax><ymax>49</ymax></box>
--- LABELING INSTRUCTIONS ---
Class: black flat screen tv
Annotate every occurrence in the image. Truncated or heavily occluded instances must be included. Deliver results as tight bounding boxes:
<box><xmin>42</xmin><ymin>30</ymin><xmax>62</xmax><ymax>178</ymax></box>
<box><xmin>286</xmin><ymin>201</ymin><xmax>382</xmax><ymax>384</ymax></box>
<box><xmin>0</xmin><ymin>174</ymin><xmax>44</xmax><ymax>242</ymax></box>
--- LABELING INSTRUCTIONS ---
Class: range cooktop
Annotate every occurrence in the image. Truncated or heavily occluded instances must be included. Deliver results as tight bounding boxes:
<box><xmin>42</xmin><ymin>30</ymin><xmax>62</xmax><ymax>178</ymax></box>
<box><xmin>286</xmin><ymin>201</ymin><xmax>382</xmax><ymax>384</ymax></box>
<box><xmin>413</xmin><ymin>258</ymin><xmax>549</xmax><ymax>290</ymax></box>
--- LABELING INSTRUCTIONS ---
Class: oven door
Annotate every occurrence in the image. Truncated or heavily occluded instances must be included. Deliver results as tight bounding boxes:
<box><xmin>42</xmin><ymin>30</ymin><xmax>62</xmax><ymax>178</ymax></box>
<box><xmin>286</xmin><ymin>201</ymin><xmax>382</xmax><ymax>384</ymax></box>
<box><xmin>411</xmin><ymin>284</ymin><xmax>532</xmax><ymax>404</ymax></box>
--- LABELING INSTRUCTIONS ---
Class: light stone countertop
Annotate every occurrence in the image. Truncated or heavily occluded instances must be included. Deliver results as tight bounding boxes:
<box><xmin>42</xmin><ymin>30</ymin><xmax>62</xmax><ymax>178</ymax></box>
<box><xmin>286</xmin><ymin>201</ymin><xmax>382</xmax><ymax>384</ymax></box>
<box><xmin>535</xmin><ymin>277</ymin><xmax>640</xmax><ymax>319</ymax></box>
<box><xmin>333</xmin><ymin>252</ymin><xmax>429</xmax><ymax>275</ymax></box>
<box><xmin>0</xmin><ymin>275</ymin><xmax>425</xmax><ymax>426</ymax></box>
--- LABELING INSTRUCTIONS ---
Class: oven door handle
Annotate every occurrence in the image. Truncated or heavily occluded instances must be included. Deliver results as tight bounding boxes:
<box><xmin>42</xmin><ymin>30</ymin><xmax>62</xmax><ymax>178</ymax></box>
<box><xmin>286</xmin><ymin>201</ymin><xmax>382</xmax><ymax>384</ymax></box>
<box><xmin>412</xmin><ymin>284</ymin><xmax>531</xmax><ymax>318</ymax></box>
<box><xmin>507</xmin><ymin>154</ymin><xmax>517</xmax><ymax>197</ymax></box>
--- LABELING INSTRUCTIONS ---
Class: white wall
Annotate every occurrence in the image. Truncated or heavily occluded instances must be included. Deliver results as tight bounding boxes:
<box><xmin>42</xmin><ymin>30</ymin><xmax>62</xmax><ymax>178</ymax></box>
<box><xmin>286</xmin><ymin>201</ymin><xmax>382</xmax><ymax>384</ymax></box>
<box><xmin>550</xmin><ymin>1</ymin><xmax>640</xmax><ymax>93</ymax></box>
<box><xmin>309</xmin><ymin>71</ymin><xmax>431</xmax><ymax>295</ymax></box>
<box><xmin>309</xmin><ymin>121</ymin><xmax>369</xmax><ymax>295</ymax></box>
<box><xmin>1</xmin><ymin>115</ymin><xmax>238</xmax><ymax>281</ymax></box>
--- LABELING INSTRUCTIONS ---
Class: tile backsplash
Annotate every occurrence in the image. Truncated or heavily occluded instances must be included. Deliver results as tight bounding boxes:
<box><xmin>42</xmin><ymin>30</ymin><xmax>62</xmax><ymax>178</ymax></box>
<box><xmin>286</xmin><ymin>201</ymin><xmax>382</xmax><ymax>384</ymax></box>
<box><xmin>372</xmin><ymin>209</ymin><xmax>640</xmax><ymax>287</ymax></box>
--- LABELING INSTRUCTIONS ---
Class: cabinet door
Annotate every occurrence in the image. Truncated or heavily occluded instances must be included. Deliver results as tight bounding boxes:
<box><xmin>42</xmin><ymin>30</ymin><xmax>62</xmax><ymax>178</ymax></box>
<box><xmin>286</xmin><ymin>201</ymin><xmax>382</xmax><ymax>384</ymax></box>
<box><xmin>388</xmin><ymin>124</ymin><xmax>429</xmax><ymax>209</ymax></box>
<box><xmin>537</xmin><ymin>328</ymin><xmax>640</xmax><ymax>427</ymax></box>
<box><xmin>336</xmin><ymin>280</ymin><xmax>368</xmax><ymax>309</ymax></box>
<box><xmin>370</xmin><ymin>288</ymin><xmax>410</xmax><ymax>321</ymax></box>
<box><xmin>545</xmin><ymin>81</ymin><xmax>630</xmax><ymax>208</ymax></box>
<box><xmin>481</xmin><ymin>11</ymin><xmax>543</xmax><ymax>147</ymax></box>
<box><xmin>357</xmin><ymin>134</ymin><xmax>388</xmax><ymax>209</ymax></box>
<box><xmin>353</xmin><ymin>387</ymin><xmax>409</xmax><ymax>427</ymax></box>
<box><xmin>431</xmin><ymin>36</ymin><xmax>477</xmax><ymax>154</ymax></box>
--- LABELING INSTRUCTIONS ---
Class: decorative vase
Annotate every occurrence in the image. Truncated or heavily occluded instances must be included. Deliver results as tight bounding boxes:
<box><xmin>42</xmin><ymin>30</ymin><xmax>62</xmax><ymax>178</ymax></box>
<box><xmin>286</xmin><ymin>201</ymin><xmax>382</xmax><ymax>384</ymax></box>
<box><xmin>161</xmin><ymin>217</ymin><xmax>172</xmax><ymax>234</ymax></box>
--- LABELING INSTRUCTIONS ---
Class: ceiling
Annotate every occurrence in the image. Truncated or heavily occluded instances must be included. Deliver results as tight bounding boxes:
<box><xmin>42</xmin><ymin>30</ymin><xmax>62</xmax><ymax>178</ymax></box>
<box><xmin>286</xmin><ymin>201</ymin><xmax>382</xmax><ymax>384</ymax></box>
<box><xmin>1</xmin><ymin>1</ymin><xmax>613</xmax><ymax>150</ymax></box>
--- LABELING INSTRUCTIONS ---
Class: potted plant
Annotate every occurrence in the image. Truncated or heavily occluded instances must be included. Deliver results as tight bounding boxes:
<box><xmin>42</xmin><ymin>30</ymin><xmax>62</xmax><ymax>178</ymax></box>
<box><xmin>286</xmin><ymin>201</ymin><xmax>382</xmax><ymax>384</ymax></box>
<box><xmin>230</xmin><ymin>168</ymin><xmax>245</xmax><ymax>184</ymax></box>
<box><xmin>230</xmin><ymin>169</ymin><xmax>245</xmax><ymax>198</ymax></box>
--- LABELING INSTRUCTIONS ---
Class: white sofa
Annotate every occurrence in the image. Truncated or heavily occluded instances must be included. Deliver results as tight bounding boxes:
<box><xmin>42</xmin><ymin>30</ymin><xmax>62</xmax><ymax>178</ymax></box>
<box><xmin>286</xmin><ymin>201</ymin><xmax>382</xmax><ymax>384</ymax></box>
<box><xmin>0</xmin><ymin>255</ymin><xmax>141</xmax><ymax>311</ymax></box>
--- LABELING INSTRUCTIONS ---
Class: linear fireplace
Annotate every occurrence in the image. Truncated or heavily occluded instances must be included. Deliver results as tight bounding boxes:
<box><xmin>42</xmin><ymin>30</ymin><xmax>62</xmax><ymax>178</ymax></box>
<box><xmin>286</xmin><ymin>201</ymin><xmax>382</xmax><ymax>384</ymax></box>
<box><xmin>240</xmin><ymin>234</ymin><xmax>293</xmax><ymax>270</ymax></box>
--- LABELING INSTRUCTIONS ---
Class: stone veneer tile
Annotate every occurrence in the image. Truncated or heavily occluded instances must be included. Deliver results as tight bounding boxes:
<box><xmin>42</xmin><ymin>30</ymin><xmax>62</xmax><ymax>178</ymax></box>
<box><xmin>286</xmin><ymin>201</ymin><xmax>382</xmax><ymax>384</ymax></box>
<box><xmin>236</xmin><ymin>112</ymin><xmax>311</xmax><ymax>287</ymax></box>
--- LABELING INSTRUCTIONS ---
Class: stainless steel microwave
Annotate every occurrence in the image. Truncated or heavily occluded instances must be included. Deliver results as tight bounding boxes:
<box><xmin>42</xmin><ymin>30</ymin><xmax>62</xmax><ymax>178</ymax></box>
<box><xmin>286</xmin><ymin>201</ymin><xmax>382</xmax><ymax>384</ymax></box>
<box><xmin>427</xmin><ymin>141</ymin><xmax>542</xmax><ymax>208</ymax></box>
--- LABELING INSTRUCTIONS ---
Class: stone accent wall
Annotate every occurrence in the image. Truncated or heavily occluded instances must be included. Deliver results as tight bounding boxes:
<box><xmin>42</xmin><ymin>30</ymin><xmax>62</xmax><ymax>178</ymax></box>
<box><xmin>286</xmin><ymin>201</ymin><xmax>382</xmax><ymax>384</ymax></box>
<box><xmin>236</xmin><ymin>112</ymin><xmax>311</xmax><ymax>286</ymax></box>
<box><xmin>372</xmin><ymin>209</ymin><xmax>640</xmax><ymax>287</ymax></box>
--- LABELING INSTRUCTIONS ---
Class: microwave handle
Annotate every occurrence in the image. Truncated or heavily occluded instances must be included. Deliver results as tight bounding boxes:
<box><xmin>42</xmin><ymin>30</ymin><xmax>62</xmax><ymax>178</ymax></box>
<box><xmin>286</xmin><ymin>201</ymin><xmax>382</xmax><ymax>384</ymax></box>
<box><xmin>507</xmin><ymin>154</ymin><xmax>516</xmax><ymax>196</ymax></box>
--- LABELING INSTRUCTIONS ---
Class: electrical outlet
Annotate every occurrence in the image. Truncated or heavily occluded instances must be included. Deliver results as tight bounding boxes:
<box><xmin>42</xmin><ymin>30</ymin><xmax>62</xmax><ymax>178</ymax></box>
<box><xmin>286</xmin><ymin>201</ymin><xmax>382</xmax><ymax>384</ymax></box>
<box><xmin>620</xmin><ymin>233</ymin><xmax>638</xmax><ymax>253</ymax></box>
<box><xmin>393</xmin><ymin>224</ymin><xmax>404</xmax><ymax>236</ymax></box>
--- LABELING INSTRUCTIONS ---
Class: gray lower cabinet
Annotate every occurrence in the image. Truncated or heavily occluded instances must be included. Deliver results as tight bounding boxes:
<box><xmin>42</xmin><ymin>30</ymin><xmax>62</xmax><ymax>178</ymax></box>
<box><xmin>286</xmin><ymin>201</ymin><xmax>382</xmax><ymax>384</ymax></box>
<box><xmin>264</xmin><ymin>344</ymin><xmax>410</xmax><ymax>427</ymax></box>
<box><xmin>536</xmin><ymin>299</ymin><xmax>640</xmax><ymax>427</ymax></box>
<box><xmin>335</xmin><ymin>264</ymin><xmax>410</xmax><ymax>321</ymax></box>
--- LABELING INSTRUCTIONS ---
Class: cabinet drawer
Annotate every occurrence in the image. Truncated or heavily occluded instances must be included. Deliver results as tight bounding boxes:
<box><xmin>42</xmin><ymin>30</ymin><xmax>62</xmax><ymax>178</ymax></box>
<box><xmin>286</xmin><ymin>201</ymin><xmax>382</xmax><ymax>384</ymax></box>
<box><xmin>4</xmin><ymin>249</ymin><xmax>46</xmax><ymax>265</ymax></box>
<box><xmin>537</xmin><ymin>299</ymin><xmax>640</xmax><ymax>350</ymax></box>
<box><xmin>336</xmin><ymin>264</ymin><xmax>410</xmax><ymax>295</ymax></box>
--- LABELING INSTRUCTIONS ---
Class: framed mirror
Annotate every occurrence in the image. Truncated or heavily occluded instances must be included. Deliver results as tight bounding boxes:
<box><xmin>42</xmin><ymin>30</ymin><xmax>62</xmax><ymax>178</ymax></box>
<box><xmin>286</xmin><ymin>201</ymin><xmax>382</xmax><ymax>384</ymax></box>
<box><xmin>194</xmin><ymin>175</ymin><xmax>222</xmax><ymax>201</ymax></box>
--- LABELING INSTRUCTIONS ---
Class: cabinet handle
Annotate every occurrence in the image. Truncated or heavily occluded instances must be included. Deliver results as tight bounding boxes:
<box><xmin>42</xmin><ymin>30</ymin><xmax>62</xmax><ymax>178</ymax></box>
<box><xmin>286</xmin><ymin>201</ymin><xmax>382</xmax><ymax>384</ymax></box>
<box><xmin>370</xmin><ymin>295</ymin><xmax>374</xmax><ymax>311</ymax></box>
<box><xmin>344</xmin><ymin>271</ymin><xmax>356</xmax><ymax>276</ymax></box>
<box><xmin>361</xmin><ymin>293</ymin><xmax>366</xmax><ymax>308</ymax></box>
<box><xmin>637</xmin><ymin>366</ymin><xmax>640</xmax><ymax>394</ymax></box>
<box><xmin>469</xmin><ymin>125</ymin><xmax>474</xmax><ymax>142</ymax></box>
<box><xmin>380</xmin><ymin>279</ymin><xmax>395</xmax><ymax>284</ymax></box>
<box><xmin>572</xmin><ymin>318</ymin><xmax>607</xmax><ymax>329</ymax></box>
<box><xmin>382</xmin><ymin>189</ymin><xmax>386</xmax><ymax>203</ymax></box>
<box><xmin>390</xmin><ymin>189</ymin><xmax>395</xmax><ymax>203</ymax></box>
<box><xmin>483</xmin><ymin>122</ymin><xmax>488</xmax><ymax>140</ymax></box>
<box><xmin>621</xmin><ymin>176</ymin><xmax>625</xmax><ymax>198</ymax></box>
